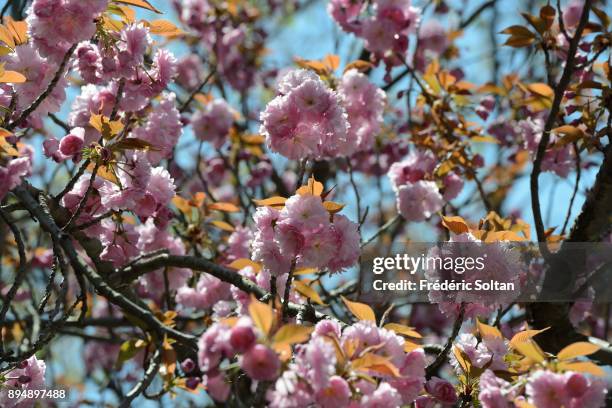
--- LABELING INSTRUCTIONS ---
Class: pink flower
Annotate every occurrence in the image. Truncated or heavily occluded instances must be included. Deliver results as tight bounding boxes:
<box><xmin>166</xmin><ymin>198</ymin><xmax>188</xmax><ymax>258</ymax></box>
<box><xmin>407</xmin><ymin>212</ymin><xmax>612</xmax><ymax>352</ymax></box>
<box><xmin>283</xmin><ymin>194</ymin><xmax>330</xmax><ymax>227</ymax></box>
<box><xmin>0</xmin><ymin>156</ymin><xmax>32</xmax><ymax>201</ymax></box>
<box><xmin>229</xmin><ymin>317</ymin><xmax>257</xmax><ymax>353</ymax></box>
<box><xmin>316</xmin><ymin>376</ymin><xmax>351</xmax><ymax>408</ymax></box>
<box><xmin>338</xmin><ymin>69</ymin><xmax>386</xmax><ymax>153</ymax></box>
<box><xmin>0</xmin><ymin>355</ymin><xmax>46</xmax><ymax>408</ymax></box>
<box><xmin>563</xmin><ymin>1</ymin><xmax>584</xmax><ymax>28</ymax></box>
<box><xmin>442</xmin><ymin>172</ymin><xmax>463</xmax><ymax>200</ymax></box>
<box><xmin>197</xmin><ymin>322</ymin><xmax>233</xmax><ymax>372</ymax></box>
<box><xmin>360</xmin><ymin>382</ymin><xmax>403</xmax><ymax>408</ymax></box>
<box><xmin>176</xmin><ymin>54</ymin><xmax>204</xmax><ymax>90</ymax></box>
<box><xmin>241</xmin><ymin>344</ymin><xmax>281</xmax><ymax>381</ymax></box>
<box><xmin>328</xmin><ymin>0</ymin><xmax>364</xmax><ymax>34</ymax></box>
<box><xmin>176</xmin><ymin>274</ymin><xmax>231</xmax><ymax>309</ymax></box>
<box><xmin>191</xmin><ymin>99</ymin><xmax>236</xmax><ymax>148</ymax></box>
<box><xmin>526</xmin><ymin>371</ymin><xmax>570</xmax><ymax>408</ymax></box>
<box><xmin>397</xmin><ymin>181</ymin><xmax>444</xmax><ymax>222</ymax></box>
<box><xmin>204</xmin><ymin>373</ymin><xmax>230</xmax><ymax>401</ymax></box>
<box><xmin>419</xmin><ymin>21</ymin><xmax>448</xmax><ymax>55</ymax></box>
<box><xmin>131</xmin><ymin>93</ymin><xmax>182</xmax><ymax>164</ymax></box>
<box><xmin>327</xmin><ymin>214</ymin><xmax>360</xmax><ymax>273</ymax></box>
<box><xmin>267</xmin><ymin>369</ymin><xmax>314</xmax><ymax>407</ymax></box>
<box><xmin>425</xmin><ymin>377</ymin><xmax>457</xmax><ymax>404</ymax></box>
<box><xmin>59</xmin><ymin>128</ymin><xmax>85</xmax><ymax>158</ymax></box>
<box><xmin>261</xmin><ymin>69</ymin><xmax>349</xmax><ymax>160</ymax></box>
<box><xmin>387</xmin><ymin>150</ymin><xmax>436</xmax><ymax>190</ymax></box>
<box><xmin>27</xmin><ymin>0</ymin><xmax>108</xmax><ymax>62</ymax></box>
<box><xmin>313</xmin><ymin>319</ymin><xmax>342</xmax><ymax>339</ymax></box>
<box><xmin>295</xmin><ymin>336</ymin><xmax>336</xmax><ymax>392</ymax></box>
<box><xmin>478</xmin><ymin>369</ymin><xmax>512</xmax><ymax>408</ymax></box>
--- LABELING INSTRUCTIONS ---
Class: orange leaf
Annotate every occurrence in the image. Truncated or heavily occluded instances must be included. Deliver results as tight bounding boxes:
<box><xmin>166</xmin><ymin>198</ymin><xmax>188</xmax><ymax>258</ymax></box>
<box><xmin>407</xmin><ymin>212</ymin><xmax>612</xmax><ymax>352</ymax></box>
<box><xmin>210</xmin><ymin>220</ymin><xmax>235</xmax><ymax>232</ymax></box>
<box><xmin>476</xmin><ymin>319</ymin><xmax>502</xmax><ymax>339</ymax></box>
<box><xmin>514</xmin><ymin>341</ymin><xmax>545</xmax><ymax>363</ymax></box>
<box><xmin>253</xmin><ymin>196</ymin><xmax>287</xmax><ymax>208</ymax></box>
<box><xmin>509</xmin><ymin>328</ymin><xmax>549</xmax><ymax>349</ymax></box>
<box><xmin>557</xmin><ymin>342</ymin><xmax>601</xmax><ymax>361</ymax></box>
<box><xmin>344</xmin><ymin>60</ymin><xmax>373</xmax><ymax>73</ymax></box>
<box><xmin>557</xmin><ymin>361</ymin><xmax>605</xmax><ymax>376</ymax></box>
<box><xmin>272</xmin><ymin>324</ymin><xmax>313</xmax><ymax>346</ymax></box>
<box><xmin>293</xmin><ymin>280</ymin><xmax>326</xmax><ymax>306</ymax></box>
<box><xmin>453</xmin><ymin>346</ymin><xmax>471</xmax><ymax>374</ymax></box>
<box><xmin>147</xmin><ymin>19</ymin><xmax>183</xmax><ymax>36</ymax></box>
<box><xmin>248</xmin><ymin>296</ymin><xmax>274</xmax><ymax>336</ymax></box>
<box><xmin>383</xmin><ymin>323</ymin><xmax>422</xmax><ymax>339</ymax></box>
<box><xmin>323</xmin><ymin>54</ymin><xmax>340</xmax><ymax>72</ymax></box>
<box><xmin>296</xmin><ymin>177</ymin><xmax>324</xmax><ymax>196</ymax></box>
<box><xmin>441</xmin><ymin>215</ymin><xmax>470</xmax><ymax>235</ymax></box>
<box><xmin>323</xmin><ymin>201</ymin><xmax>345</xmax><ymax>214</ymax></box>
<box><xmin>526</xmin><ymin>83</ymin><xmax>554</xmax><ymax>98</ymax></box>
<box><xmin>0</xmin><ymin>70</ymin><xmax>25</xmax><ymax>83</ymax></box>
<box><xmin>227</xmin><ymin>258</ymin><xmax>261</xmax><ymax>273</ymax></box>
<box><xmin>208</xmin><ymin>202</ymin><xmax>240</xmax><ymax>212</ymax></box>
<box><xmin>113</xmin><ymin>0</ymin><xmax>161</xmax><ymax>13</ymax></box>
<box><xmin>351</xmin><ymin>353</ymin><xmax>401</xmax><ymax>377</ymax></box>
<box><xmin>341</xmin><ymin>296</ymin><xmax>375</xmax><ymax>322</ymax></box>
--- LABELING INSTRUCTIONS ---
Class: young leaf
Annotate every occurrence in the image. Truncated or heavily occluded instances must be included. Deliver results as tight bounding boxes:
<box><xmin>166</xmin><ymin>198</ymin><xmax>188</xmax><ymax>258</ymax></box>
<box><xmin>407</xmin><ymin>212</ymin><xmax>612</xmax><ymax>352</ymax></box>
<box><xmin>341</xmin><ymin>296</ymin><xmax>376</xmax><ymax>322</ymax></box>
<box><xmin>557</xmin><ymin>342</ymin><xmax>601</xmax><ymax>361</ymax></box>
<box><xmin>227</xmin><ymin>258</ymin><xmax>261</xmax><ymax>273</ymax></box>
<box><xmin>253</xmin><ymin>196</ymin><xmax>287</xmax><ymax>208</ymax></box>
<box><xmin>272</xmin><ymin>324</ymin><xmax>313</xmax><ymax>346</ymax></box>
<box><xmin>208</xmin><ymin>202</ymin><xmax>240</xmax><ymax>212</ymax></box>
<box><xmin>248</xmin><ymin>296</ymin><xmax>274</xmax><ymax>336</ymax></box>
<box><xmin>513</xmin><ymin>341</ymin><xmax>545</xmax><ymax>363</ymax></box>
<box><xmin>351</xmin><ymin>353</ymin><xmax>401</xmax><ymax>377</ymax></box>
<box><xmin>210</xmin><ymin>220</ymin><xmax>235</xmax><ymax>232</ymax></box>
<box><xmin>557</xmin><ymin>361</ymin><xmax>605</xmax><ymax>376</ymax></box>
<box><xmin>0</xmin><ymin>70</ymin><xmax>25</xmax><ymax>83</ymax></box>
<box><xmin>383</xmin><ymin>323</ymin><xmax>422</xmax><ymax>339</ymax></box>
<box><xmin>113</xmin><ymin>0</ymin><xmax>161</xmax><ymax>13</ymax></box>
<box><xmin>344</xmin><ymin>60</ymin><xmax>373</xmax><ymax>73</ymax></box>
<box><xmin>509</xmin><ymin>328</ymin><xmax>549</xmax><ymax>349</ymax></box>
<box><xmin>323</xmin><ymin>201</ymin><xmax>345</xmax><ymax>214</ymax></box>
<box><xmin>293</xmin><ymin>280</ymin><xmax>326</xmax><ymax>306</ymax></box>
<box><xmin>526</xmin><ymin>83</ymin><xmax>554</xmax><ymax>98</ymax></box>
<box><xmin>453</xmin><ymin>346</ymin><xmax>472</xmax><ymax>374</ymax></box>
<box><xmin>296</xmin><ymin>177</ymin><xmax>324</xmax><ymax>196</ymax></box>
<box><xmin>476</xmin><ymin>319</ymin><xmax>502</xmax><ymax>339</ymax></box>
<box><xmin>147</xmin><ymin>19</ymin><xmax>183</xmax><ymax>36</ymax></box>
<box><xmin>441</xmin><ymin>215</ymin><xmax>470</xmax><ymax>234</ymax></box>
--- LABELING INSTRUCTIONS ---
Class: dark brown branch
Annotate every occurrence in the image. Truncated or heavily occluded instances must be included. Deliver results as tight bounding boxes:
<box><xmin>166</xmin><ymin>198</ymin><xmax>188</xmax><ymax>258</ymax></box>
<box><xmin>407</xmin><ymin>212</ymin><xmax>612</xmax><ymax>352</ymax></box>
<box><xmin>530</xmin><ymin>0</ymin><xmax>591</xmax><ymax>245</ymax></box>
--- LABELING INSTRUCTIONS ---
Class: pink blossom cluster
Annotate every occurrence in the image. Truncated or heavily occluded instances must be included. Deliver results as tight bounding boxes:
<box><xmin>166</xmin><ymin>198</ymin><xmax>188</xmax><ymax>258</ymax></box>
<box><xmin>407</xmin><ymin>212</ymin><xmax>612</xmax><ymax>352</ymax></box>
<box><xmin>479</xmin><ymin>368</ymin><xmax>607</xmax><ymax>408</ymax></box>
<box><xmin>251</xmin><ymin>192</ymin><xmax>360</xmax><ymax>275</ymax></box>
<box><xmin>0</xmin><ymin>149</ymin><xmax>32</xmax><ymax>201</ymax></box>
<box><xmin>260</xmin><ymin>69</ymin><xmax>350</xmax><ymax>160</ymax></box>
<box><xmin>0</xmin><ymin>356</ymin><xmax>46</xmax><ymax>408</ymax></box>
<box><xmin>27</xmin><ymin>0</ymin><xmax>108</xmax><ymax>62</ymax></box>
<box><xmin>173</xmin><ymin>1</ymin><xmax>261</xmax><ymax>90</ymax></box>
<box><xmin>328</xmin><ymin>0</ymin><xmax>420</xmax><ymax>72</ymax></box>
<box><xmin>75</xmin><ymin>23</ymin><xmax>151</xmax><ymax>84</ymax></box>
<box><xmin>519</xmin><ymin>117</ymin><xmax>574</xmax><ymax>178</ymax></box>
<box><xmin>388</xmin><ymin>149</ymin><xmax>463</xmax><ymax>222</ymax></box>
<box><xmin>338</xmin><ymin>69</ymin><xmax>387</xmax><ymax>153</ymax></box>
<box><xmin>72</xmin><ymin>20</ymin><xmax>178</xmax><ymax>113</ymax></box>
<box><xmin>425</xmin><ymin>232</ymin><xmax>523</xmax><ymax>318</ymax></box>
<box><xmin>0</xmin><ymin>43</ymin><xmax>67</xmax><ymax>128</ymax></box>
<box><xmin>195</xmin><ymin>317</ymin><xmax>427</xmax><ymax>406</ymax></box>
<box><xmin>191</xmin><ymin>99</ymin><xmax>236</xmax><ymax>148</ymax></box>
<box><xmin>261</xmin><ymin>68</ymin><xmax>386</xmax><ymax>159</ymax></box>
